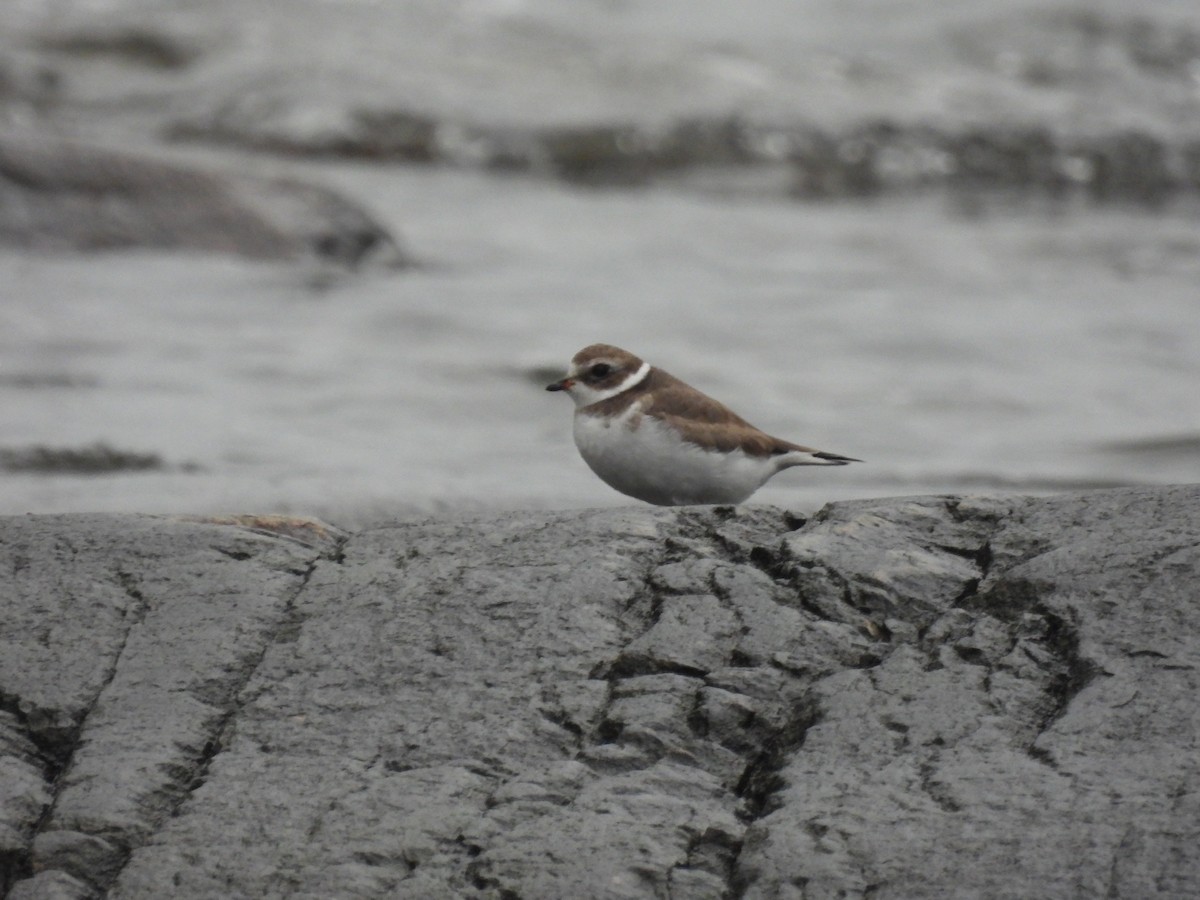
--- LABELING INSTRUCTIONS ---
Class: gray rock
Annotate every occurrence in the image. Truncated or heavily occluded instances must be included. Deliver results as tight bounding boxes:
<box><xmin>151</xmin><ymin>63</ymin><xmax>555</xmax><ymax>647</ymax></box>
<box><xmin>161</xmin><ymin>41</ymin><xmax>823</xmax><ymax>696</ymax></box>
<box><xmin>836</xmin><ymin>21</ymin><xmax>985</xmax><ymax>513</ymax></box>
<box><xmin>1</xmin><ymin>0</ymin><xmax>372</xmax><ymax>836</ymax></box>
<box><xmin>7</xmin><ymin>870</ymin><xmax>96</xmax><ymax>900</ymax></box>
<box><xmin>0</xmin><ymin>514</ymin><xmax>343</xmax><ymax>897</ymax></box>
<box><xmin>0</xmin><ymin>134</ymin><xmax>406</xmax><ymax>266</ymax></box>
<box><xmin>0</xmin><ymin>488</ymin><xmax>1197</xmax><ymax>898</ymax></box>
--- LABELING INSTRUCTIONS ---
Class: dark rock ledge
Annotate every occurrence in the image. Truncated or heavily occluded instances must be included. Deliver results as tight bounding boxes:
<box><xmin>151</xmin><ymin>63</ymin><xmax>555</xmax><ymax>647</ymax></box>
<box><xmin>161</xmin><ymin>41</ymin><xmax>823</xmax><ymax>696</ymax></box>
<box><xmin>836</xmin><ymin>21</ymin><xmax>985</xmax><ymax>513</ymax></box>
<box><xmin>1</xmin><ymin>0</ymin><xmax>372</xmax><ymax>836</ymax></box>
<box><xmin>0</xmin><ymin>134</ymin><xmax>406</xmax><ymax>266</ymax></box>
<box><xmin>1</xmin><ymin>487</ymin><xmax>1197</xmax><ymax>899</ymax></box>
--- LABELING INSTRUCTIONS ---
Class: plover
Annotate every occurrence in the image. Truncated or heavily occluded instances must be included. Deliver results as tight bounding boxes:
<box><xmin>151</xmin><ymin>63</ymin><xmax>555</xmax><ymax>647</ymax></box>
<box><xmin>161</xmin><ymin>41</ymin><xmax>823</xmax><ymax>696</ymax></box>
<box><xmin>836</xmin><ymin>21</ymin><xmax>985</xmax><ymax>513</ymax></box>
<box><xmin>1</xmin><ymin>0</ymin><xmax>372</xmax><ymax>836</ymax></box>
<box><xmin>546</xmin><ymin>343</ymin><xmax>859</xmax><ymax>505</ymax></box>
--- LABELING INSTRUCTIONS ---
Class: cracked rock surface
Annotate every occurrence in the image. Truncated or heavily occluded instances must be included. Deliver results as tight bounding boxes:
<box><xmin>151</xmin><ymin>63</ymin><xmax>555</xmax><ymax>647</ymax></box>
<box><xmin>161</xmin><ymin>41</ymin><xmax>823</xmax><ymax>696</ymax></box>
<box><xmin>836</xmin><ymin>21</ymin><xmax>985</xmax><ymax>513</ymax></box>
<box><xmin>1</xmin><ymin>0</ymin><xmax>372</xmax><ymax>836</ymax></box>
<box><xmin>1</xmin><ymin>486</ymin><xmax>1198</xmax><ymax>899</ymax></box>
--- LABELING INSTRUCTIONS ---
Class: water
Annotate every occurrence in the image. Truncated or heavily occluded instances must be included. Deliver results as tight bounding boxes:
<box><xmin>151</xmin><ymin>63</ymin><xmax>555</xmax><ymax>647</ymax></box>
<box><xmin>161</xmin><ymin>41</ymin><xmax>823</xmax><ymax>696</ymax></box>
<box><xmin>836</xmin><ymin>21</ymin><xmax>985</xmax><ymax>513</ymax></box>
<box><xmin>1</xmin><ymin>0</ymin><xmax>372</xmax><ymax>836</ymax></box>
<box><xmin>1</xmin><ymin>0</ymin><xmax>1198</xmax><ymax>521</ymax></box>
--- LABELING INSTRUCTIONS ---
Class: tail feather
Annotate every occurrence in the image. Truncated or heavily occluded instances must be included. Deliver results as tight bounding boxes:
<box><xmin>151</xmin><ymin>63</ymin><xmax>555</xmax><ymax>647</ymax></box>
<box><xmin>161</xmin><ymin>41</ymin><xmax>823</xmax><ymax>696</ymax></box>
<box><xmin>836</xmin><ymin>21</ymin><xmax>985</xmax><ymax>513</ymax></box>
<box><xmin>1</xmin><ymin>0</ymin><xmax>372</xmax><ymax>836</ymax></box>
<box><xmin>775</xmin><ymin>447</ymin><xmax>862</xmax><ymax>468</ymax></box>
<box><xmin>811</xmin><ymin>450</ymin><xmax>862</xmax><ymax>464</ymax></box>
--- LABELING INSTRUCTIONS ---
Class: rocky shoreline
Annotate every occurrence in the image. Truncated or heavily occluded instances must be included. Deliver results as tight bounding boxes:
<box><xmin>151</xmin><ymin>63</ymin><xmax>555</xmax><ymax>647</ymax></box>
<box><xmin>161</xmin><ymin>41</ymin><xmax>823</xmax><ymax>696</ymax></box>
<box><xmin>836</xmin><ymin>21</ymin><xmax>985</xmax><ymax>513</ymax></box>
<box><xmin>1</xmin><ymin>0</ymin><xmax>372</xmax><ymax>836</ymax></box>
<box><xmin>6</xmin><ymin>4</ymin><xmax>1200</xmax><ymax>264</ymax></box>
<box><xmin>2</xmin><ymin>485</ymin><xmax>1197</xmax><ymax>898</ymax></box>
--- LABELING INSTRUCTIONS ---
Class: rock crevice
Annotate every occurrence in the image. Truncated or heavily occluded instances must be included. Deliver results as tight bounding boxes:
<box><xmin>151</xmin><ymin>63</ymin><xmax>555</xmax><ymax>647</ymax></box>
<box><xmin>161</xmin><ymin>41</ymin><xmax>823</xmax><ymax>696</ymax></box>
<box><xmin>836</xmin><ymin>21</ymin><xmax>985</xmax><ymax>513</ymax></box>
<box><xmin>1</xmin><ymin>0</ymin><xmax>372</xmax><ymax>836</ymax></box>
<box><xmin>1</xmin><ymin>487</ymin><xmax>1197</xmax><ymax>899</ymax></box>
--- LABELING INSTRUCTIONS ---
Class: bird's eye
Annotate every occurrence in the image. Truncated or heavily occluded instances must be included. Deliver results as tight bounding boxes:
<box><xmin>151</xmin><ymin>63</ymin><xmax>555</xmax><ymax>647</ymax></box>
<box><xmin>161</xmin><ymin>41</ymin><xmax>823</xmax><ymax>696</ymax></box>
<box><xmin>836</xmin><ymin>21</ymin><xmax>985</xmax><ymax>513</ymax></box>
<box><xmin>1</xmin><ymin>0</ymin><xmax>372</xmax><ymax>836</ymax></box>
<box><xmin>590</xmin><ymin>363</ymin><xmax>612</xmax><ymax>378</ymax></box>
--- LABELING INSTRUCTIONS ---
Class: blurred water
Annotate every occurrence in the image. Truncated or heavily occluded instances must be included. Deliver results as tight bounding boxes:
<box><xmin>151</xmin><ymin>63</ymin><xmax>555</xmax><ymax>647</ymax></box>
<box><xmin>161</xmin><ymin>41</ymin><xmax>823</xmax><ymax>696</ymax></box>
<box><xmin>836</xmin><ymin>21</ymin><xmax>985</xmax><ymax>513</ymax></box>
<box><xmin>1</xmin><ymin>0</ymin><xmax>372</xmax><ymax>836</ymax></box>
<box><xmin>3</xmin><ymin>162</ymin><xmax>1197</xmax><ymax>519</ymax></box>
<box><xmin>1</xmin><ymin>0</ymin><xmax>1198</xmax><ymax>519</ymax></box>
<box><xmin>16</xmin><ymin>0</ymin><xmax>1200</xmax><ymax>133</ymax></box>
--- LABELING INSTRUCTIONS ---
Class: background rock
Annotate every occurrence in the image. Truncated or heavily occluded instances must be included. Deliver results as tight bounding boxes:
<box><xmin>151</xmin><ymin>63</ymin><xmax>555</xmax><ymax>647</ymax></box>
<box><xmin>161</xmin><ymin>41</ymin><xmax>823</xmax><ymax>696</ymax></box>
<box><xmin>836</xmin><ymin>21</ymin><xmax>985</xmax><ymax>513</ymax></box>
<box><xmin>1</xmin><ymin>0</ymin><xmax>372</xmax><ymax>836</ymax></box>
<box><xmin>0</xmin><ymin>134</ymin><xmax>405</xmax><ymax>265</ymax></box>
<box><xmin>1</xmin><ymin>486</ymin><xmax>1197</xmax><ymax>898</ymax></box>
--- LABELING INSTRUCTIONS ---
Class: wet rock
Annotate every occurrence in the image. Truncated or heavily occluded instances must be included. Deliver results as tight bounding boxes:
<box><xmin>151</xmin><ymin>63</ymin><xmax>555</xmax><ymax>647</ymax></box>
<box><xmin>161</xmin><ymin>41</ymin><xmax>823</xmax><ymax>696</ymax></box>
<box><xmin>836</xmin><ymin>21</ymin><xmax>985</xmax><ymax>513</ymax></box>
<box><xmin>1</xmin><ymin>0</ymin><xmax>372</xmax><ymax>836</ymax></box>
<box><xmin>0</xmin><ymin>487</ymin><xmax>1197</xmax><ymax>898</ymax></box>
<box><xmin>7</xmin><ymin>870</ymin><xmax>96</xmax><ymax>900</ymax></box>
<box><xmin>0</xmin><ymin>134</ymin><xmax>406</xmax><ymax>265</ymax></box>
<box><xmin>168</xmin><ymin>87</ymin><xmax>441</xmax><ymax>163</ymax></box>
<box><xmin>172</xmin><ymin>102</ymin><xmax>765</xmax><ymax>187</ymax></box>
<box><xmin>23</xmin><ymin>36</ymin><xmax>1198</xmax><ymax>203</ymax></box>
<box><xmin>0</xmin><ymin>444</ymin><xmax>168</xmax><ymax>475</ymax></box>
<box><xmin>177</xmin><ymin>99</ymin><xmax>1200</xmax><ymax>200</ymax></box>
<box><xmin>34</xmin><ymin>27</ymin><xmax>201</xmax><ymax>71</ymax></box>
<box><xmin>1023</xmin><ymin>9</ymin><xmax>1200</xmax><ymax>82</ymax></box>
<box><xmin>7</xmin><ymin>0</ymin><xmax>1200</xmax><ymax>206</ymax></box>
<box><xmin>790</xmin><ymin>123</ymin><xmax>1200</xmax><ymax>202</ymax></box>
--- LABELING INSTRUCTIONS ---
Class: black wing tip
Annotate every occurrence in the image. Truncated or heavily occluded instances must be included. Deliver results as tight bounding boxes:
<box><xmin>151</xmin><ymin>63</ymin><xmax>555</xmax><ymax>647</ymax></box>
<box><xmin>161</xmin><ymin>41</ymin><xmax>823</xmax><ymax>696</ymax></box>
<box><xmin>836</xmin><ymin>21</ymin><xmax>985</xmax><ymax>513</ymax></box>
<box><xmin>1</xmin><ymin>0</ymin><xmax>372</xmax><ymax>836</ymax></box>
<box><xmin>813</xmin><ymin>451</ymin><xmax>863</xmax><ymax>464</ymax></box>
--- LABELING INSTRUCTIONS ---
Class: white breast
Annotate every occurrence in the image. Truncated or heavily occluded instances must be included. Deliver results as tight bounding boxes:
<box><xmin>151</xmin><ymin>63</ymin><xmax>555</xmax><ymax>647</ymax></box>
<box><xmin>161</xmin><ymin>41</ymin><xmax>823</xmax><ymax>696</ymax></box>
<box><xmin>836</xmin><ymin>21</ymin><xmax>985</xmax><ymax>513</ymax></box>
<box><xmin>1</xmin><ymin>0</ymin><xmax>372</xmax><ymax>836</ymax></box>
<box><xmin>572</xmin><ymin>406</ymin><xmax>779</xmax><ymax>505</ymax></box>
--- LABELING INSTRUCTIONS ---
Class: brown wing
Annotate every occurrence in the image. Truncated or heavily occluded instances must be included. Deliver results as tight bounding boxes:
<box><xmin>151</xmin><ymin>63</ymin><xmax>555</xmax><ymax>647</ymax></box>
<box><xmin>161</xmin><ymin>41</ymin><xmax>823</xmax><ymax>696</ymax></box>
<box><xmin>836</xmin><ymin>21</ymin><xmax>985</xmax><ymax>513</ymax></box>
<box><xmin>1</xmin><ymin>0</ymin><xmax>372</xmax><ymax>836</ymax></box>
<box><xmin>582</xmin><ymin>364</ymin><xmax>861</xmax><ymax>463</ymax></box>
<box><xmin>659</xmin><ymin>413</ymin><xmax>861</xmax><ymax>462</ymax></box>
<box><xmin>626</xmin><ymin>368</ymin><xmax>804</xmax><ymax>457</ymax></box>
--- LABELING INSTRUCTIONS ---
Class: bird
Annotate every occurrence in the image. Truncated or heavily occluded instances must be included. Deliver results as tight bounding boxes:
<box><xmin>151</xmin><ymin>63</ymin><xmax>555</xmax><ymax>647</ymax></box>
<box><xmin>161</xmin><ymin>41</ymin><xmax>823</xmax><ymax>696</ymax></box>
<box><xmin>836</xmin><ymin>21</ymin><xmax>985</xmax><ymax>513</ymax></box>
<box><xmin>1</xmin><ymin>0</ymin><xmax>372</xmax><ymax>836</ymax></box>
<box><xmin>545</xmin><ymin>343</ymin><xmax>859</xmax><ymax>505</ymax></box>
